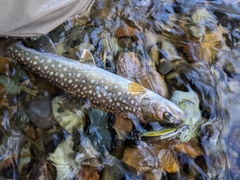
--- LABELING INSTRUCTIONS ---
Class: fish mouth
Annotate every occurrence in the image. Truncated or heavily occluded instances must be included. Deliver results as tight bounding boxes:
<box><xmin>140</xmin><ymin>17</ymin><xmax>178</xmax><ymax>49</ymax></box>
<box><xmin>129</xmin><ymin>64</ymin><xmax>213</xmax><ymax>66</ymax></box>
<box><xmin>165</xmin><ymin>103</ymin><xmax>185</xmax><ymax>126</ymax></box>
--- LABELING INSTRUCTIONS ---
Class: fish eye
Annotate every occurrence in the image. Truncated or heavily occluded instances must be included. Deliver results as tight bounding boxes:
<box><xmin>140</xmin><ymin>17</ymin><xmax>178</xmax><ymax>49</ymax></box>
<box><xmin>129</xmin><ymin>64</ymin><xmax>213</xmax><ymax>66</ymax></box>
<box><xmin>163</xmin><ymin>112</ymin><xmax>174</xmax><ymax>121</ymax></box>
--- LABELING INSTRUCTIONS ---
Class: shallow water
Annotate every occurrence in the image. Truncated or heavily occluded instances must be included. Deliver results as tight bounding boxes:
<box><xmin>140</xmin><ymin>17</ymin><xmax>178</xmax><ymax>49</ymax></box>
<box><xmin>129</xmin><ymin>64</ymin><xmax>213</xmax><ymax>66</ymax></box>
<box><xmin>1</xmin><ymin>0</ymin><xmax>240</xmax><ymax>179</ymax></box>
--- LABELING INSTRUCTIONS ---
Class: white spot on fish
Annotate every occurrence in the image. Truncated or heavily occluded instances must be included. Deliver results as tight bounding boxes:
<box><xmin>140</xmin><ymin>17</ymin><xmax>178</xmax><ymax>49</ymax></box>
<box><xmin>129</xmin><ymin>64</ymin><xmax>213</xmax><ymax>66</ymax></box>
<box><xmin>34</xmin><ymin>56</ymin><xmax>39</xmax><ymax>59</ymax></box>
<box><xmin>18</xmin><ymin>53</ymin><xmax>21</xmax><ymax>56</ymax></box>
<box><xmin>68</xmin><ymin>73</ymin><xmax>72</xmax><ymax>76</ymax></box>
<box><xmin>82</xmin><ymin>80</ymin><xmax>86</xmax><ymax>83</ymax></box>
<box><xmin>86</xmin><ymin>73</ymin><xmax>90</xmax><ymax>77</ymax></box>
<box><xmin>114</xmin><ymin>85</ymin><xmax>118</xmax><ymax>89</ymax></box>
<box><xmin>55</xmin><ymin>72</ymin><xmax>59</xmax><ymax>76</ymax></box>
<box><xmin>77</xmin><ymin>89</ymin><xmax>80</xmax><ymax>92</ymax></box>
<box><xmin>104</xmin><ymin>86</ymin><xmax>108</xmax><ymax>90</ymax></box>
<box><xmin>44</xmin><ymin>66</ymin><xmax>48</xmax><ymax>70</ymax></box>
<box><xmin>89</xmin><ymin>90</ymin><xmax>93</xmax><ymax>94</ymax></box>
<box><xmin>33</xmin><ymin>61</ymin><xmax>37</xmax><ymax>65</ymax></box>
<box><xmin>95</xmin><ymin>86</ymin><xmax>100</xmax><ymax>90</ymax></box>
<box><xmin>118</xmin><ymin>92</ymin><xmax>122</xmax><ymax>96</ymax></box>
<box><xmin>64</xmin><ymin>78</ymin><xmax>67</xmax><ymax>81</ymax></box>
<box><xmin>97</xmin><ymin>94</ymin><xmax>101</xmax><ymax>98</ymax></box>
<box><xmin>58</xmin><ymin>64</ymin><xmax>62</xmax><ymax>68</ymax></box>
<box><xmin>125</xmin><ymin>106</ymin><xmax>128</xmax><ymax>110</ymax></box>
<box><xmin>90</xmin><ymin>79</ymin><xmax>95</xmax><ymax>83</ymax></box>
<box><xmin>50</xmin><ymin>72</ymin><xmax>54</xmax><ymax>75</ymax></box>
<box><xmin>15</xmin><ymin>50</ymin><xmax>18</xmax><ymax>53</ymax></box>
<box><xmin>131</xmin><ymin>100</ymin><xmax>134</xmax><ymax>105</ymax></box>
<box><xmin>101</xmin><ymin>80</ymin><xmax>104</xmax><ymax>83</ymax></box>
<box><xmin>26</xmin><ymin>57</ymin><xmax>30</xmax><ymax>61</ymax></box>
<box><xmin>83</xmin><ymin>87</ymin><xmax>87</xmax><ymax>90</ymax></box>
<box><xmin>51</xmin><ymin>64</ymin><xmax>55</xmax><ymax>68</ymax></box>
<box><xmin>60</xmin><ymin>73</ymin><xmax>64</xmax><ymax>78</ymax></box>
<box><xmin>109</xmin><ymin>99</ymin><xmax>113</xmax><ymax>103</ymax></box>
<box><xmin>117</xmin><ymin>102</ymin><xmax>120</xmax><ymax>106</ymax></box>
<box><xmin>123</xmin><ymin>100</ymin><xmax>126</xmax><ymax>103</ymax></box>
<box><xmin>63</xmin><ymin>67</ymin><xmax>67</xmax><ymax>71</ymax></box>
<box><xmin>76</xmin><ymin>73</ymin><xmax>81</xmax><ymax>77</ymax></box>
<box><xmin>68</xmin><ymin>79</ymin><xmax>72</xmax><ymax>83</ymax></box>
<box><xmin>37</xmin><ymin>67</ymin><xmax>41</xmax><ymax>70</ymax></box>
<box><xmin>47</xmin><ymin>59</ymin><xmax>52</xmax><ymax>63</ymax></box>
<box><xmin>40</xmin><ymin>59</ymin><xmax>45</xmax><ymax>63</ymax></box>
<box><xmin>74</xmin><ymin>84</ymin><xmax>78</xmax><ymax>88</ymax></box>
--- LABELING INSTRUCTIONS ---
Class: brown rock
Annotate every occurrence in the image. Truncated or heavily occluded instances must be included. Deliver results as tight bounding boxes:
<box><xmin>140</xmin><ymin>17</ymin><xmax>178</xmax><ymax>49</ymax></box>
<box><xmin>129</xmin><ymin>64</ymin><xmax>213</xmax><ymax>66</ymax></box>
<box><xmin>116</xmin><ymin>52</ymin><xmax>168</xmax><ymax>98</ymax></box>
<box><xmin>78</xmin><ymin>166</ymin><xmax>100</xmax><ymax>180</ymax></box>
<box><xmin>115</xmin><ymin>26</ymin><xmax>141</xmax><ymax>40</ymax></box>
<box><xmin>23</xmin><ymin>124</ymin><xmax>37</xmax><ymax>140</ymax></box>
<box><xmin>112</xmin><ymin>116</ymin><xmax>133</xmax><ymax>140</ymax></box>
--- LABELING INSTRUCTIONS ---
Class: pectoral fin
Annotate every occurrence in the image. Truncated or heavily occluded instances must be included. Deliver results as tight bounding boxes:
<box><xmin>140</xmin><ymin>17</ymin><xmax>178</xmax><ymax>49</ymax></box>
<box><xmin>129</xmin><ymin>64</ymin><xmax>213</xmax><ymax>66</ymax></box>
<box><xmin>128</xmin><ymin>82</ymin><xmax>146</xmax><ymax>94</ymax></box>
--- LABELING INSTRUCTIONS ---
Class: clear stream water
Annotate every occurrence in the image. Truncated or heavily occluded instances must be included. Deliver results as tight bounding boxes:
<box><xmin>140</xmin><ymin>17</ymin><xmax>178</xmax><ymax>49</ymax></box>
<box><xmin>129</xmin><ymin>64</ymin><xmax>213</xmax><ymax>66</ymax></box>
<box><xmin>1</xmin><ymin>0</ymin><xmax>240</xmax><ymax>179</ymax></box>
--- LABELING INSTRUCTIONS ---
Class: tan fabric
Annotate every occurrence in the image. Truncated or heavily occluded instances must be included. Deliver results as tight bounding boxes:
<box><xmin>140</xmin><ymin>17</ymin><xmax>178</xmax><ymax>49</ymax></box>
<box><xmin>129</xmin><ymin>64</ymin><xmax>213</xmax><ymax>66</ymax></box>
<box><xmin>0</xmin><ymin>0</ymin><xmax>93</xmax><ymax>37</ymax></box>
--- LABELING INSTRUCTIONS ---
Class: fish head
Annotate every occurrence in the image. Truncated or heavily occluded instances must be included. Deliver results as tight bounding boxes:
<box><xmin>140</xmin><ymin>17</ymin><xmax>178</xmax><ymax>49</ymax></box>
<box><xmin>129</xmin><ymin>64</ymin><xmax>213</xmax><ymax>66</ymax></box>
<box><xmin>140</xmin><ymin>94</ymin><xmax>185</xmax><ymax>126</ymax></box>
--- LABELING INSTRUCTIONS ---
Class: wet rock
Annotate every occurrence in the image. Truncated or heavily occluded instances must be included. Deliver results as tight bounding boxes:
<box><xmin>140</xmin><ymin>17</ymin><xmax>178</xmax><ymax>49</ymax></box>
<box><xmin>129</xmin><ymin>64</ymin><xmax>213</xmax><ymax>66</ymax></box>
<box><xmin>51</xmin><ymin>96</ymin><xmax>86</xmax><ymax>134</ymax></box>
<box><xmin>86</xmin><ymin>108</ymin><xmax>114</xmax><ymax>154</ymax></box>
<box><xmin>116</xmin><ymin>52</ymin><xmax>168</xmax><ymax>97</ymax></box>
<box><xmin>26</xmin><ymin>96</ymin><xmax>54</xmax><ymax>129</ymax></box>
<box><xmin>115</xmin><ymin>26</ymin><xmax>141</xmax><ymax>40</ymax></box>
<box><xmin>158</xmin><ymin>149</ymin><xmax>179</xmax><ymax>173</ymax></box>
<box><xmin>22</xmin><ymin>124</ymin><xmax>37</xmax><ymax>140</ymax></box>
<box><xmin>171</xmin><ymin>89</ymin><xmax>202</xmax><ymax>141</ymax></box>
<box><xmin>49</xmin><ymin>136</ymin><xmax>85</xmax><ymax>179</ymax></box>
<box><xmin>190</xmin><ymin>7</ymin><xmax>217</xmax><ymax>38</ymax></box>
<box><xmin>0</xmin><ymin>56</ymin><xmax>12</xmax><ymax>76</ymax></box>
<box><xmin>78</xmin><ymin>166</ymin><xmax>100</xmax><ymax>180</ymax></box>
<box><xmin>113</xmin><ymin>117</ymin><xmax>133</xmax><ymax>141</ymax></box>
<box><xmin>0</xmin><ymin>75</ymin><xmax>22</xmax><ymax>95</ymax></box>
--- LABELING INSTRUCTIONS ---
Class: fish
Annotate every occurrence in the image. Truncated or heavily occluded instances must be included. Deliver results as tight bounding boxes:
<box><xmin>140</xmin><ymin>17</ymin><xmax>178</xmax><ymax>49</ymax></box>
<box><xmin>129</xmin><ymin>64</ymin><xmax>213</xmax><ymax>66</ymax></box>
<box><xmin>7</xmin><ymin>42</ymin><xmax>185</xmax><ymax>125</ymax></box>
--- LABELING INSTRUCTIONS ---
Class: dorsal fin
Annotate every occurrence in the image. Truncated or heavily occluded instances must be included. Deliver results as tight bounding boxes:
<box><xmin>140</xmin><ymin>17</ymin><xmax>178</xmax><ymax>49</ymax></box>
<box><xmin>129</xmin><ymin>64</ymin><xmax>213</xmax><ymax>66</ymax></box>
<box><xmin>128</xmin><ymin>82</ymin><xmax>146</xmax><ymax>93</ymax></box>
<box><xmin>79</xmin><ymin>49</ymin><xmax>96</xmax><ymax>66</ymax></box>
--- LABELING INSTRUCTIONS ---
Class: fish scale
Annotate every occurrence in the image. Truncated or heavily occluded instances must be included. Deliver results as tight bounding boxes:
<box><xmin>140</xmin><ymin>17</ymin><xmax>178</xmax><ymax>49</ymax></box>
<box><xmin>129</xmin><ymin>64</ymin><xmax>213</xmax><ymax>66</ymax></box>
<box><xmin>7</xmin><ymin>42</ymin><xmax>185</xmax><ymax>125</ymax></box>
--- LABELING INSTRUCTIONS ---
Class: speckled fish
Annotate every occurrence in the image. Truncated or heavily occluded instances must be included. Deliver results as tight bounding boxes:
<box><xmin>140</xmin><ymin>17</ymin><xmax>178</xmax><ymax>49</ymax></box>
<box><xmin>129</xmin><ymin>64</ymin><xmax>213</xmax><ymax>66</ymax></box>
<box><xmin>7</xmin><ymin>42</ymin><xmax>185</xmax><ymax>125</ymax></box>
